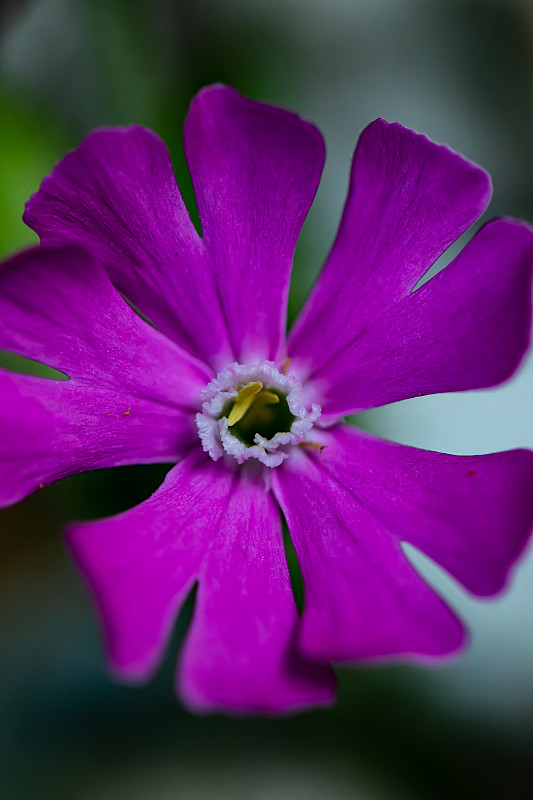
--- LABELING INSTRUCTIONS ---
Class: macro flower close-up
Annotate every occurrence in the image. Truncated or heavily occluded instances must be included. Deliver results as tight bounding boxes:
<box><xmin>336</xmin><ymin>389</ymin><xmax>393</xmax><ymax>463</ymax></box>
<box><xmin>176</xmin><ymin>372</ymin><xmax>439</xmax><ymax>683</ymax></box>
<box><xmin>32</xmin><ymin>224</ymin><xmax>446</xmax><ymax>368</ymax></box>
<box><xmin>1</xmin><ymin>83</ymin><xmax>533</xmax><ymax>716</ymax></box>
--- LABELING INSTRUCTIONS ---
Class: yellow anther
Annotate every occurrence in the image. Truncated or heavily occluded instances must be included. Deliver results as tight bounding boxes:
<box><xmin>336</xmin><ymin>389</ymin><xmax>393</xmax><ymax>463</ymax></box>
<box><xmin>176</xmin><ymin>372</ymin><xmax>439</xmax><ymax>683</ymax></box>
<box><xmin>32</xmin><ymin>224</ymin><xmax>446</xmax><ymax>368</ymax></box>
<box><xmin>259</xmin><ymin>391</ymin><xmax>280</xmax><ymax>405</ymax></box>
<box><xmin>227</xmin><ymin>383</ymin><xmax>282</xmax><ymax>428</ymax></box>
<box><xmin>227</xmin><ymin>382</ymin><xmax>263</xmax><ymax>426</ymax></box>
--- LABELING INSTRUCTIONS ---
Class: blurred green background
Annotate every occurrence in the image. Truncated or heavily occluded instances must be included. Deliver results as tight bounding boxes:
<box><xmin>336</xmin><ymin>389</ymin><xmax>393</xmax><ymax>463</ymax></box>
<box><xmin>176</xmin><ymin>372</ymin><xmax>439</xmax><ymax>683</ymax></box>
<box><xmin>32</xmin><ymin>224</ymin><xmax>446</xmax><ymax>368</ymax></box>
<box><xmin>1</xmin><ymin>1</ymin><xmax>533</xmax><ymax>798</ymax></box>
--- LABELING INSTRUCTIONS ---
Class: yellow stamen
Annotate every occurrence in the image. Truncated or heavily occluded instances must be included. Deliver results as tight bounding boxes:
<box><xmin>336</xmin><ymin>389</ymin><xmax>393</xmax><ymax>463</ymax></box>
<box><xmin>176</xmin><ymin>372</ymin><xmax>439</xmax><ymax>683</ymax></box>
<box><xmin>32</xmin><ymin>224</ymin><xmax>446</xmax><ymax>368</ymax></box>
<box><xmin>227</xmin><ymin>383</ymin><xmax>281</xmax><ymax>427</ymax></box>
<box><xmin>227</xmin><ymin>382</ymin><xmax>263</xmax><ymax>426</ymax></box>
<box><xmin>258</xmin><ymin>390</ymin><xmax>280</xmax><ymax>405</ymax></box>
<box><xmin>299</xmin><ymin>441</ymin><xmax>325</xmax><ymax>451</ymax></box>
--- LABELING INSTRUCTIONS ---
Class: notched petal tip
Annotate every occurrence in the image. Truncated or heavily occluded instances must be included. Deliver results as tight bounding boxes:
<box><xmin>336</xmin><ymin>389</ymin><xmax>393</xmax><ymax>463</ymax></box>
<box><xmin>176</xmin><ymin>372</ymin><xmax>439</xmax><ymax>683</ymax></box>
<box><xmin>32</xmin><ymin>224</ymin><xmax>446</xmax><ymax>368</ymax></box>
<box><xmin>65</xmin><ymin>520</ymin><xmax>158</xmax><ymax>684</ymax></box>
<box><xmin>470</xmin><ymin>217</ymin><xmax>533</xmax><ymax>388</ymax></box>
<box><xmin>476</xmin><ymin>446</ymin><xmax>533</xmax><ymax>598</ymax></box>
<box><xmin>62</xmin><ymin>455</ymin><xmax>216</xmax><ymax>686</ymax></box>
<box><xmin>299</xmin><ymin>614</ymin><xmax>469</xmax><ymax>669</ymax></box>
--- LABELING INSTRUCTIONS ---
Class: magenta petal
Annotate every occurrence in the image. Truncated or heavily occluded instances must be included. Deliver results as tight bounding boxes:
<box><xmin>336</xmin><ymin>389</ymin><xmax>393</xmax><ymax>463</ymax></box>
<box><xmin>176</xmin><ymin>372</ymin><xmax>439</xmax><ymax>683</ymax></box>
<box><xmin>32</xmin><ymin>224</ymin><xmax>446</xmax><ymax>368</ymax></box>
<box><xmin>178</xmin><ymin>466</ymin><xmax>335</xmax><ymax>715</ymax></box>
<box><xmin>273</xmin><ymin>447</ymin><xmax>466</xmax><ymax>663</ymax></box>
<box><xmin>311</xmin><ymin>425</ymin><xmax>533</xmax><ymax>597</ymax></box>
<box><xmin>68</xmin><ymin>454</ymin><xmax>335</xmax><ymax>714</ymax></box>
<box><xmin>290</xmin><ymin>118</ymin><xmax>492</xmax><ymax>379</ymax></box>
<box><xmin>23</xmin><ymin>126</ymin><xmax>233</xmax><ymax>367</ymax></box>
<box><xmin>0</xmin><ymin>246</ymin><xmax>211</xmax><ymax>505</ymax></box>
<box><xmin>310</xmin><ymin>218</ymin><xmax>533</xmax><ymax>417</ymax></box>
<box><xmin>274</xmin><ymin>422</ymin><xmax>533</xmax><ymax>663</ymax></box>
<box><xmin>184</xmin><ymin>85</ymin><xmax>325</xmax><ymax>363</ymax></box>
<box><xmin>66</xmin><ymin>453</ymin><xmax>229</xmax><ymax>680</ymax></box>
<box><xmin>0</xmin><ymin>371</ymin><xmax>197</xmax><ymax>507</ymax></box>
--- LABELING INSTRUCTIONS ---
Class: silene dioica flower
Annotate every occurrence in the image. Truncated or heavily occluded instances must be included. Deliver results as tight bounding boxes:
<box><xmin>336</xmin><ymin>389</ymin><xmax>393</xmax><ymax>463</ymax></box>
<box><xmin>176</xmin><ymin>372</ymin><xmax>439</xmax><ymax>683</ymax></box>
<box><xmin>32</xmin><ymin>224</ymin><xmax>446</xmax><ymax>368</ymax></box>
<box><xmin>1</xmin><ymin>85</ymin><xmax>533</xmax><ymax>715</ymax></box>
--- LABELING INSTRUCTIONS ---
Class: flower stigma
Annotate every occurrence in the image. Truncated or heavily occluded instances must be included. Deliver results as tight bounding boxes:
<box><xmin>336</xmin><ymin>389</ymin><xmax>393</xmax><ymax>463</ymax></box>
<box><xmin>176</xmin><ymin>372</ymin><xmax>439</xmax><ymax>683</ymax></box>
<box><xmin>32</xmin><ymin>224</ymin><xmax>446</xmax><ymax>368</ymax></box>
<box><xmin>196</xmin><ymin>361</ymin><xmax>321</xmax><ymax>467</ymax></box>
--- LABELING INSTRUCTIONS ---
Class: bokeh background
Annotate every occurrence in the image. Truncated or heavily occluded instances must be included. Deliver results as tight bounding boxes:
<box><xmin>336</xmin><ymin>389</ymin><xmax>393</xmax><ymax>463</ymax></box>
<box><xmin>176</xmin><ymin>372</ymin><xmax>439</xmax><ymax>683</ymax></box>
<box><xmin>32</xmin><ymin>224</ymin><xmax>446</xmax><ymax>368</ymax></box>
<box><xmin>1</xmin><ymin>1</ymin><xmax>533</xmax><ymax>797</ymax></box>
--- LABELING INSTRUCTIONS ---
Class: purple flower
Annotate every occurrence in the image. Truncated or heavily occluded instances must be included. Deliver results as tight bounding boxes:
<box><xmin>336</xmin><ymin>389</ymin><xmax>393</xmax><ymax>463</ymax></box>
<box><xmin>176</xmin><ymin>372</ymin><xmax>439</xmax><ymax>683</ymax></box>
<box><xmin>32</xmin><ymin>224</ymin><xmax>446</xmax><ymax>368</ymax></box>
<box><xmin>1</xmin><ymin>85</ymin><xmax>533</xmax><ymax>715</ymax></box>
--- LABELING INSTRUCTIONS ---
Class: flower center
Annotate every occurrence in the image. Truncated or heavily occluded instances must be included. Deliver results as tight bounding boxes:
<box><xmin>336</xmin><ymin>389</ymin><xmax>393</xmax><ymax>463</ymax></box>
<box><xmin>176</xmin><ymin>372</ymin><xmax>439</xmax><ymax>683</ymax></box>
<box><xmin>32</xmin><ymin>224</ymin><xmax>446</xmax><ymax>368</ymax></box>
<box><xmin>196</xmin><ymin>361</ymin><xmax>321</xmax><ymax>468</ymax></box>
<box><xmin>225</xmin><ymin>381</ymin><xmax>294</xmax><ymax>446</ymax></box>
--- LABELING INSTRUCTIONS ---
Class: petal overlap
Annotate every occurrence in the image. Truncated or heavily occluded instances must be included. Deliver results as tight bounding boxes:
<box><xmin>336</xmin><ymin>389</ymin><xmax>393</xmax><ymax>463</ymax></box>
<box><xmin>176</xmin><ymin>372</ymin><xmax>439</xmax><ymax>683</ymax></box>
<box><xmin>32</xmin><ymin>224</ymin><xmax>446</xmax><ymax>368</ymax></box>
<box><xmin>290</xmin><ymin>118</ymin><xmax>492</xmax><ymax>381</ymax></box>
<box><xmin>0</xmin><ymin>246</ymin><xmax>211</xmax><ymax>389</ymax></box>
<box><xmin>23</xmin><ymin>124</ymin><xmax>233</xmax><ymax>367</ymax></box>
<box><xmin>68</xmin><ymin>453</ymin><xmax>335</xmax><ymax>714</ymax></box>
<box><xmin>0</xmin><ymin>246</ymin><xmax>211</xmax><ymax>504</ymax></box>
